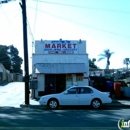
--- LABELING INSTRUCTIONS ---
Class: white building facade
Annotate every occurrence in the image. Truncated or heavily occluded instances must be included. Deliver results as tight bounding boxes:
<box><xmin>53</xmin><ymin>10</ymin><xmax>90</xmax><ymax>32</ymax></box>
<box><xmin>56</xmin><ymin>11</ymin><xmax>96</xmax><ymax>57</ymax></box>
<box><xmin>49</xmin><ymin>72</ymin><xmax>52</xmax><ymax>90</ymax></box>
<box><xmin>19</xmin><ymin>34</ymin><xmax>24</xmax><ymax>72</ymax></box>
<box><xmin>32</xmin><ymin>40</ymin><xmax>89</xmax><ymax>98</ymax></box>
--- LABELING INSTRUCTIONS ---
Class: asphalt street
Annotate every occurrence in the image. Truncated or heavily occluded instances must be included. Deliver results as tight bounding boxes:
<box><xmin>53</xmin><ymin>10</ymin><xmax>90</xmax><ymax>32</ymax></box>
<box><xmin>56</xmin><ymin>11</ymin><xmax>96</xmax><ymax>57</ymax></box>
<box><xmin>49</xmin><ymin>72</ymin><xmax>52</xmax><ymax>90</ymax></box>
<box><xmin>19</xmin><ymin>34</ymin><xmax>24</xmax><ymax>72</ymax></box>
<box><xmin>0</xmin><ymin>82</ymin><xmax>130</xmax><ymax>130</ymax></box>
<box><xmin>0</xmin><ymin>106</ymin><xmax>130</xmax><ymax>130</ymax></box>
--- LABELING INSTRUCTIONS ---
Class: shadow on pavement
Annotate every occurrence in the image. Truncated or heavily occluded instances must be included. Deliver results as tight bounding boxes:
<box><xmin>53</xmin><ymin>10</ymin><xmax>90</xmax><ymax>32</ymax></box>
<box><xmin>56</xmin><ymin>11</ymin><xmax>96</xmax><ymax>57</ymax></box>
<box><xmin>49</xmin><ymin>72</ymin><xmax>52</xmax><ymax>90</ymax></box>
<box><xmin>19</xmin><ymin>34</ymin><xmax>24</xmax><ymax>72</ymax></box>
<box><xmin>0</xmin><ymin>82</ymin><xmax>10</xmax><ymax>86</ymax></box>
<box><xmin>0</xmin><ymin>106</ymin><xmax>130</xmax><ymax>129</ymax></box>
<box><xmin>39</xmin><ymin>105</ymin><xmax>130</xmax><ymax>111</ymax></box>
<box><xmin>25</xmin><ymin>98</ymin><xmax>130</xmax><ymax>111</ymax></box>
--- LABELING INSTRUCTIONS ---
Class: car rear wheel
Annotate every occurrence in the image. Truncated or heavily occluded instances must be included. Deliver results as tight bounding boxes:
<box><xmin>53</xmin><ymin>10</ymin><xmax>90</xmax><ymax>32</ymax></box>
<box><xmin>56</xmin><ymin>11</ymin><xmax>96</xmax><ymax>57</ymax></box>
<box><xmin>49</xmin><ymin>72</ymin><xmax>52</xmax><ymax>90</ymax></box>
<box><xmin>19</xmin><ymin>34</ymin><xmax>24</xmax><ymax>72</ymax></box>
<box><xmin>48</xmin><ymin>99</ymin><xmax>59</xmax><ymax>109</ymax></box>
<box><xmin>91</xmin><ymin>99</ymin><xmax>101</xmax><ymax>109</ymax></box>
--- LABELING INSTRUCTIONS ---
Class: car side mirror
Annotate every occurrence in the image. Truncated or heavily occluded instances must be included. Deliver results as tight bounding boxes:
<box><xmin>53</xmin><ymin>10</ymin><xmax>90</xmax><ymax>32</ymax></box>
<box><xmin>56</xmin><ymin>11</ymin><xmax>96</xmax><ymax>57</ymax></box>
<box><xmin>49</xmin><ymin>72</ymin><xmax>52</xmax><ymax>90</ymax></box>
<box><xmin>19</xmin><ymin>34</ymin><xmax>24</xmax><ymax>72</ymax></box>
<box><xmin>64</xmin><ymin>91</ymin><xmax>68</xmax><ymax>94</ymax></box>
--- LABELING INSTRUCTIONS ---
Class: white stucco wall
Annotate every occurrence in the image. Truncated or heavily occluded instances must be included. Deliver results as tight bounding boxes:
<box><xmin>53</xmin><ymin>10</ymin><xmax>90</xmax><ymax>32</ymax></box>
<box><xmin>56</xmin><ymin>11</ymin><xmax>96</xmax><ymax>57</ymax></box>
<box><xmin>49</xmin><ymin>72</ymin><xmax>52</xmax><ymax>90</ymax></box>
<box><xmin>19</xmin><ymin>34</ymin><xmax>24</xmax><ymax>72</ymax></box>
<box><xmin>32</xmin><ymin>54</ymin><xmax>89</xmax><ymax>74</ymax></box>
<box><xmin>35</xmin><ymin>74</ymin><xmax>45</xmax><ymax>98</ymax></box>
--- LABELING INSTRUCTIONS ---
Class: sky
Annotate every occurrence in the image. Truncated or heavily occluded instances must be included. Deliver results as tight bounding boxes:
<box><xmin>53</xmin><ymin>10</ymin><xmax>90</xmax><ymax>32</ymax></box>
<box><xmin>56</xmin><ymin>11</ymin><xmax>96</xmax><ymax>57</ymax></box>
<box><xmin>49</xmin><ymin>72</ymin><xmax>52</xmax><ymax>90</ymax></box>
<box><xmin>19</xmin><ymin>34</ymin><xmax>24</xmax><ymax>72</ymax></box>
<box><xmin>0</xmin><ymin>0</ymin><xmax>130</xmax><ymax>74</ymax></box>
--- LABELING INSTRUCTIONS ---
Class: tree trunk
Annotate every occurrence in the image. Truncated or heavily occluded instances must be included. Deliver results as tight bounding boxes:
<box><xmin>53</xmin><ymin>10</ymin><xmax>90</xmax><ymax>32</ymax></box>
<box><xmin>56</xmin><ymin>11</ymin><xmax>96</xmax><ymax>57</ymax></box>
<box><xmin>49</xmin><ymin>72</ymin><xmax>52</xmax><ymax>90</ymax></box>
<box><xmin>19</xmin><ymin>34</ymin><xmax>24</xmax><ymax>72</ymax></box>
<box><xmin>106</xmin><ymin>60</ymin><xmax>110</xmax><ymax>69</ymax></box>
<box><xmin>126</xmin><ymin>64</ymin><xmax>128</xmax><ymax>70</ymax></box>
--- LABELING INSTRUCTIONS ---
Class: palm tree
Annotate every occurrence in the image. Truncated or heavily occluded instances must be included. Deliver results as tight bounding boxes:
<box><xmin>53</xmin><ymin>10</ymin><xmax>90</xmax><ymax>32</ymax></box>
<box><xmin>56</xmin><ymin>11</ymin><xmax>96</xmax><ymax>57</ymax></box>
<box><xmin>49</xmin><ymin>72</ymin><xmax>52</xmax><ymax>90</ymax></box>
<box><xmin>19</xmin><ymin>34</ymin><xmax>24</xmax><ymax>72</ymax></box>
<box><xmin>98</xmin><ymin>49</ymin><xmax>114</xmax><ymax>69</ymax></box>
<box><xmin>89</xmin><ymin>58</ymin><xmax>98</xmax><ymax>69</ymax></box>
<box><xmin>123</xmin><ymin>58</ymin><xmax>130</xmax><ymax>70</ymax></box>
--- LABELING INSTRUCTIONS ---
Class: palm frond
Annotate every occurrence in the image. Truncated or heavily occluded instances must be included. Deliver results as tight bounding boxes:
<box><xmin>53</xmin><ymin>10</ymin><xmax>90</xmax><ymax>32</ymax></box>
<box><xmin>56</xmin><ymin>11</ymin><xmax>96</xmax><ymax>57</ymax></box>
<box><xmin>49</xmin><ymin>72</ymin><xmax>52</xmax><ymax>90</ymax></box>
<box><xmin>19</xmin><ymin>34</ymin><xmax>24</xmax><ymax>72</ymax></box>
<box><xmin>110</xmin><ymin>52</ymin><xmax>115</xmax><ymax>55</ymax></box>
<box><xmin>98</xmin><ymin>57</ymin><xmax>105</xmax><ymax>62</ymax></box>
<box><xmin>98</xmin><ymin>54</ymin><xmax>106</xmax><ymax>57</ymax></box>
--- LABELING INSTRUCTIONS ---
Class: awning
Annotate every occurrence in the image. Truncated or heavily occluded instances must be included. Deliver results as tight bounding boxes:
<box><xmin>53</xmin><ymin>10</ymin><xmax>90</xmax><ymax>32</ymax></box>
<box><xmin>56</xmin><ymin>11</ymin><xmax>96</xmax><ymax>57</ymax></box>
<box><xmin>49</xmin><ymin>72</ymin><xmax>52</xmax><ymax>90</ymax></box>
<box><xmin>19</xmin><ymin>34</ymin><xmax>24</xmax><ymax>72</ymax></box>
<box><xmin>35</xmin><ymin>63</ymin><xmax>87</xmax><ymax>74</ymax></box>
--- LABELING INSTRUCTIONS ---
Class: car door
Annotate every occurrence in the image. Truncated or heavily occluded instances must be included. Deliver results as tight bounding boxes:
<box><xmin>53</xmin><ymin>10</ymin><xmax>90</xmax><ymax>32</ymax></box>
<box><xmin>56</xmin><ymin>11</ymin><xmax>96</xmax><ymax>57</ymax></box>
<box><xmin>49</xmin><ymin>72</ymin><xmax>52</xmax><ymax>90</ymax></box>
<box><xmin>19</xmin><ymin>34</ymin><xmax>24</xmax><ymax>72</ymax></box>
<box><xmin>79</xmin><ymin>87</ymin><xmax>94</xmax><ymax>105</ymax></box>
<box><xmin>61</xmin><ymin>87</ymin><xmax>80</xmax><ymax>105</ymax></box>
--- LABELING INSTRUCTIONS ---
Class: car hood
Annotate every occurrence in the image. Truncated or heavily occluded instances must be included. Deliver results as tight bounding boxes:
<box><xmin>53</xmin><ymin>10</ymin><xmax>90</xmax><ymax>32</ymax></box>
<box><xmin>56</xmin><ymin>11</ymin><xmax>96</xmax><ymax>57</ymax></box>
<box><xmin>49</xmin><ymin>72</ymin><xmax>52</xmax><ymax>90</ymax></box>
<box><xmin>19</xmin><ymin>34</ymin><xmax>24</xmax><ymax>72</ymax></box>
<box><xmin>40</xmin><ymin>93</ymin><xmax>62</xmax><ymax>99</ymax></box>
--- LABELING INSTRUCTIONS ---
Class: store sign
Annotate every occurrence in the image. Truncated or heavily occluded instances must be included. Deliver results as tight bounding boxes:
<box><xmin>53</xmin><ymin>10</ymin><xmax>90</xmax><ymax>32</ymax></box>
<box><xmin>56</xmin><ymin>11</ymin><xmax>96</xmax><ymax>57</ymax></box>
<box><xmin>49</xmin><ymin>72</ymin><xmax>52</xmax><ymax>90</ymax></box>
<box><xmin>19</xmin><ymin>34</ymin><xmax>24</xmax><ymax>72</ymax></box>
<box><xmin>76</xmin><ymin>74</ymin><xmax>83</xmax><ymax>81</ymax></box>
<box><xmin>90</xmin><ymin>71</ymin><xmax>104</xmax><ymax>76</ymax></box>
<box><xmin>44</xmin><ymin>40</ymin><xmax>78</xmax><ymax>54</ymax></box>
<box><xmin>76</xmin><ymin>76</ymin><xmax>83</xmax><ymax>81</ymax></box>
<box><xmin>66</xmin><ymin>74</ymin><xmax>73</xmax><ymax>81</ymax></box>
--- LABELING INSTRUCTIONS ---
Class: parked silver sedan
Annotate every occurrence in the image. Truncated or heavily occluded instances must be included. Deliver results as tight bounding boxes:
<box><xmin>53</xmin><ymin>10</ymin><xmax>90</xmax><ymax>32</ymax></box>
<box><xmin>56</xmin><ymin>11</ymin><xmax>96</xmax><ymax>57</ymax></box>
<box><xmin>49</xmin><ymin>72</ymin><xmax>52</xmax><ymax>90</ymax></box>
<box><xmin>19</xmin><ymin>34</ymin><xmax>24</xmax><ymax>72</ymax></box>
<box><xmin>39</xmin><ymin>86</ymin><xmax>112</xmax><ymax>109</ymax></box>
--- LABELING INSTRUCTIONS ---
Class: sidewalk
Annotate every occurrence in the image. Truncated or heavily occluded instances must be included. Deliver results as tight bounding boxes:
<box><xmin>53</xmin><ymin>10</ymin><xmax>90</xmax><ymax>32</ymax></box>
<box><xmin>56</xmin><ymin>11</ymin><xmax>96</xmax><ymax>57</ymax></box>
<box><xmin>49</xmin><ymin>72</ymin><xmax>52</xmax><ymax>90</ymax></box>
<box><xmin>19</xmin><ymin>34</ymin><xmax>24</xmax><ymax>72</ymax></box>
<box><xmin>103</xmin><ymin>99</ymin><xmax>130</xmax><ymax>108</ymax></box>
<box><xmin>20</xmin><ymin>98</ymin><xmax>130</xmax><ymax>109</ymax></box>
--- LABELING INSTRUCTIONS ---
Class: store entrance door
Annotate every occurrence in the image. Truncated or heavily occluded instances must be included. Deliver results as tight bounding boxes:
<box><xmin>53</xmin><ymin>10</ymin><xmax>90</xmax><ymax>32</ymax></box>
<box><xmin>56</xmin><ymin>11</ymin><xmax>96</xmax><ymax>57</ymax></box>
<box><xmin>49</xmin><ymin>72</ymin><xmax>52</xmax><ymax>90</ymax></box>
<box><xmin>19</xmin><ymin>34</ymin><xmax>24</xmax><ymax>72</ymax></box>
<box><xmin>45</xmin><ymin>74</ymin><xmax>66</xmax><ymax>94</ymax></box>
<box><xmin>45</xmin><ymin>74</ymin><xmax>56</xmax><ymax>94</ymax></box>
<box><xmin>56</xmin><ymin>74</ymin><xmax>66</xmax><ymax>93</ymax></box>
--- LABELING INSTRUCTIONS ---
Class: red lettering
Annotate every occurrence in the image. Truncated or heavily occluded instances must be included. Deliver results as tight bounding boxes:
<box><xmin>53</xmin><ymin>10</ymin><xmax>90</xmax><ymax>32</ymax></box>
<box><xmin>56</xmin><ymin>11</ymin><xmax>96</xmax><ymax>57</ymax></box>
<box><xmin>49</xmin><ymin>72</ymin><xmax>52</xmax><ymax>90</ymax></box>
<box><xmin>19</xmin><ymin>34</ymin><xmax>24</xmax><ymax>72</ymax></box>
<box><xmin>62</xmin><ymin>44</ymin><xmax>66</xmax><ymax>48</ymax></box>
<box><xmin>52</xmin><ymin>44</ymin><xmax>56</xmax><ymax>48</ymax></box>
<box><xmin>68</xmin><ymin>44</ymin><xmax>71</xmax><ymax>48</ymax></box>
<box><xmin>57</xmin><ymin>44</ymin><xmax>61</xmax><ymax>48</ymax></box>
<box><xmin>46</xmin><ymin>43</ymin><xmax>77</xmax><ymax>49</ymax></box>
<box><xmin>45</xmin><ymin>44</ymin><xmax>50</xmax><ymax>48</ymax></box>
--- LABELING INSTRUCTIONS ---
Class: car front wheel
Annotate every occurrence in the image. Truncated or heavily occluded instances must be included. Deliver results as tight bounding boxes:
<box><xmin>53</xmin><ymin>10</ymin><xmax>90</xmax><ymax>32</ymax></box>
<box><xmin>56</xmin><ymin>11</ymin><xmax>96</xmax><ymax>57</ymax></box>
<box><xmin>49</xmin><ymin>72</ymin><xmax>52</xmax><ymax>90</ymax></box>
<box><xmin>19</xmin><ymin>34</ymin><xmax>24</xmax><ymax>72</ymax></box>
<box><xmin>91</xmin><ymin>99</ymin><xmax>101</xmax><ymax>109</ymax></box>
<box><xmin>48</xmin><ymin>99</ymin><xmax>59</xmax><ymax>109</ymax></box>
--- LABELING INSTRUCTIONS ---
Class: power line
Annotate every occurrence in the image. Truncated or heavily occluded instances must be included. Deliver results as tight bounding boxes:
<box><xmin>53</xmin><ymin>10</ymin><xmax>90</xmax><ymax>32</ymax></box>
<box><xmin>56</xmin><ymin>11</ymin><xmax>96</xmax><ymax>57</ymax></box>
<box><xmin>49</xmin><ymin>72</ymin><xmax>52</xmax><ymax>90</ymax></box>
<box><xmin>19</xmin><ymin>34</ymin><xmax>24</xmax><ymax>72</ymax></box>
<box><xmin>0</xmin><ymin>55</ymin><xmax>23</xmax><ymax>64</ymax></box>
<box><xmin>27</xmin><ymin>6</ymin><xmax>130</xmax><ymax>39</ymax></box>
<box><xmin>0</xmin><ymin>59</ymin><xmax>11</xmax><ymax>63</ymax></box>
<box><xmin>1</xmin><ymin>11</ymin><xmax>21</xmax><ymax>32</ymax></box>
<box><xmin>0</xmin><ymin>7</ymin><xmax>22</xmax><ymax>39</ymax></box>
<box><xmin>0</xmin><ymin>0</ymin><xmax>16</xmax><ymax>4</ymax></box>
<box><xmin>26</xmin><ymin>18</ymin><xmax>35</xmax><ymax>45</ymax></box>
<box><xmin>0</xmin><ymin>59</ymin><xmax>22</xmax><ymax>64</ymax></box>
<box><xmin>33</xmin><ymin>0</ymin><xmax>38</xmax><ymax>39</ymax></box>
<box><xmin>0</xmin><ymin>55</ymin><xmax>10</xmax><ymax>59</ymax></box>
<box><xmin>0</xmin><ymin>55</ymin><xmax>23</xmax><ymax>60</ymax></box>
<box><xmin>33</xmin><ymin>0</ymin><xmax>130</xmax><ymax>14</ymax></box>
<box><xmin>0</xmin><ymin>9</ymin><xmax>21</xmax><ymax>15</ymax></box>
<box><xmin>31</xmin><ymin>0</ymin><xmax>39</xmax><ymax>54</ymax></box>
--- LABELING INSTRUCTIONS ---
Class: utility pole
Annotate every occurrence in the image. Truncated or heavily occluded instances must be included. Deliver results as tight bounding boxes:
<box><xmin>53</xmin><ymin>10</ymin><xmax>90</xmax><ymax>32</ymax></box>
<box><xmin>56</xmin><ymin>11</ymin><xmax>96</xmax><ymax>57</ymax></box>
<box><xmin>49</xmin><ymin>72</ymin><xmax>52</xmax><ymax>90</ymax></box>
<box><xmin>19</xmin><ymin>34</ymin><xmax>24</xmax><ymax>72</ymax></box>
<box><xmin>20</xmin><ymin>0</ymin><xmax>30</xmax><ymax>105</ymax></box>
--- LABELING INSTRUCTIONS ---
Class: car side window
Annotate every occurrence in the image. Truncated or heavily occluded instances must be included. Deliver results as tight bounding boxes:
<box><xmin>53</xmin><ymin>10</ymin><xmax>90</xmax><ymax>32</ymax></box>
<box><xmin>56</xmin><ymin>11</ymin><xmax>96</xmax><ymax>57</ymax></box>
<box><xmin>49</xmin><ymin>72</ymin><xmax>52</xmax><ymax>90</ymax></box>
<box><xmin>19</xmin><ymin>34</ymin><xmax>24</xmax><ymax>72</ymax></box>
<box><xmin>80</xmin><ymin>87</ymin><xmax>93</xmax><ymax>94</ymax></box>
<box><xmin>67</xmin><ymin>88</ymin><xmax>79</xmax><ymax>94</ymax></box>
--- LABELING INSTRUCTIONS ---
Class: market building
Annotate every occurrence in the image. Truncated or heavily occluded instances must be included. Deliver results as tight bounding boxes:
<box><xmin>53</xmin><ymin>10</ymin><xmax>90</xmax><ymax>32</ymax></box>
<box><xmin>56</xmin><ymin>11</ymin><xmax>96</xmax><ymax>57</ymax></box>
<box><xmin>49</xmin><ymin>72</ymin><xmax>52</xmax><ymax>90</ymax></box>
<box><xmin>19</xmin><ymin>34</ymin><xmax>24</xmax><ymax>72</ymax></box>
<box><xmin>31</xmin><ymin>39</ymin><xmax>89</xmax><ymax>98</ymax></box>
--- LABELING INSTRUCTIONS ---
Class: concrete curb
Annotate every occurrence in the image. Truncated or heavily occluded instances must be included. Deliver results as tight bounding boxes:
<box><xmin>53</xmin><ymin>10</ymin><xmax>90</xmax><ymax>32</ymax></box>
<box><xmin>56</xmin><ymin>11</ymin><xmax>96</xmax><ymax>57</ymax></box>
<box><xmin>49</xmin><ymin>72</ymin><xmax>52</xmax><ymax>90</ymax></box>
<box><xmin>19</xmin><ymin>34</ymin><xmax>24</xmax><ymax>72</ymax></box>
<box><xmin>20</xmin><ymin>104</ymin><xmax>130</xmax><ymax>109</ymax></box>
<box><xmin>103</xmin><ymin>104</ymin><xmax>130</xmax><ymax>108</ymax></box>
<box><xmin>20</xmin><ymin>104</ymin><xmax>47</xmax><ymax>109</ymax></box>
<box><xmin>20</xmin><ymin>99</ymin><xmax>130</xmax><ymax>109</ymax></box>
